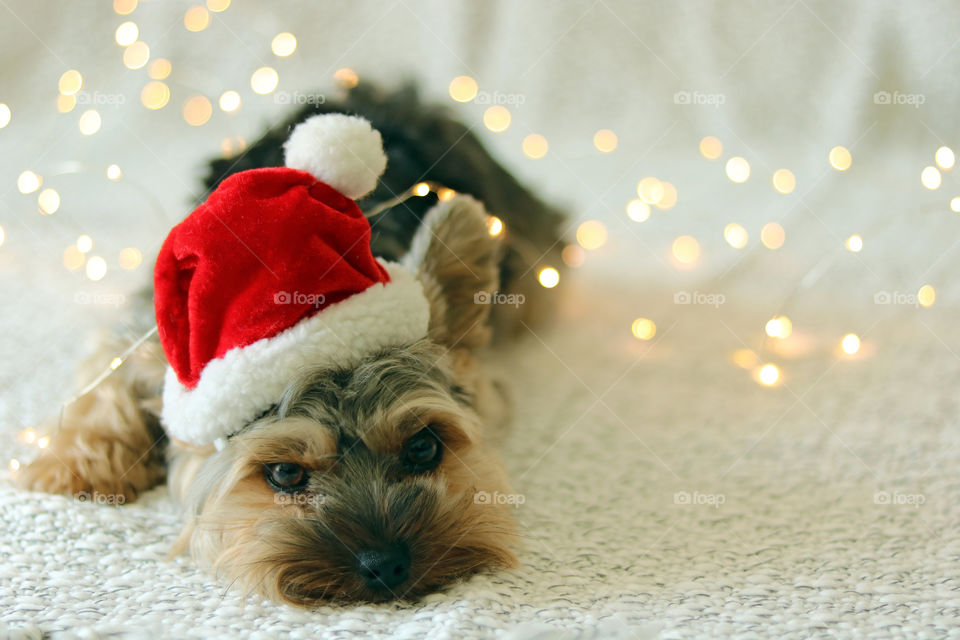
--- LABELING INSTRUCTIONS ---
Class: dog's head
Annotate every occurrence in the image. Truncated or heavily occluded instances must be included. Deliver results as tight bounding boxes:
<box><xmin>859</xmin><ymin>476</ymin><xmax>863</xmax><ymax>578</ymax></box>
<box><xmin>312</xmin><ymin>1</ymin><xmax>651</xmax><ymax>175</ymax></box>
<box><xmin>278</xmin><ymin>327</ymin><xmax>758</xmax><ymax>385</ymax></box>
<box><xmin>171</xmin><ymin>195</ymin><xmax>518</xmax><ymax>605</ymax></box>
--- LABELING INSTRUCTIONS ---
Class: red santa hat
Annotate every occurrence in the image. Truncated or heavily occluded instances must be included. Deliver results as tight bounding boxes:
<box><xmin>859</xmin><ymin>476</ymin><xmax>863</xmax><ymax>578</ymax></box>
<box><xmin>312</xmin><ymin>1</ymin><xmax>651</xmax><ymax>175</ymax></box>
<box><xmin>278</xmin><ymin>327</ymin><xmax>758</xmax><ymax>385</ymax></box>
<box><xmin>154</xmin><ymin>114</ymin><xmax>430</xmax><ymax>446</ymax></box>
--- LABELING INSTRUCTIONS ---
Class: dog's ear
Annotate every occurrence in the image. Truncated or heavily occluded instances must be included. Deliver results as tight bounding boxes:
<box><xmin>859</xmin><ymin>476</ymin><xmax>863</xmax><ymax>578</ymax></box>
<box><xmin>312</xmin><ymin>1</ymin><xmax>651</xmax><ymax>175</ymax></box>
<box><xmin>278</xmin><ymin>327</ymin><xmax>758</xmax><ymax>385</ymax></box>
<box><xmin>403</xmin><ymin>195</ymin><xmax>502</xmax><ymax>351</ymax></box>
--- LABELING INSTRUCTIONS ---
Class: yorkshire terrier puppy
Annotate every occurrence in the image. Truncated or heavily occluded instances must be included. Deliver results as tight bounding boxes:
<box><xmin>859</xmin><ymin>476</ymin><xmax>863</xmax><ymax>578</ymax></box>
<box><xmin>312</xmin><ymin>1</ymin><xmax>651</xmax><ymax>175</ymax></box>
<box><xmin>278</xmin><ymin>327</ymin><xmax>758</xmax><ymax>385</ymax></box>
<box><xmin>15</xmin><ymin>84</ymin><xmax>565</xmax><ymax>605</ymax></box>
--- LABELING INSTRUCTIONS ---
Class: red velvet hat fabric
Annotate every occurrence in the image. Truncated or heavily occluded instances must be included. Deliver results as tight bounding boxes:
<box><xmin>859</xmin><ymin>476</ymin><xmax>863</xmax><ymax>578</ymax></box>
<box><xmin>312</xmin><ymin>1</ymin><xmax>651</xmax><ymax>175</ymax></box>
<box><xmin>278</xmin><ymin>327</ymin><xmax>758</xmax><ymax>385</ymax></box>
<box><xmin>154</xmin><ymin>166</ymin><xmax>389</xmax><ymax>389</ymax></box>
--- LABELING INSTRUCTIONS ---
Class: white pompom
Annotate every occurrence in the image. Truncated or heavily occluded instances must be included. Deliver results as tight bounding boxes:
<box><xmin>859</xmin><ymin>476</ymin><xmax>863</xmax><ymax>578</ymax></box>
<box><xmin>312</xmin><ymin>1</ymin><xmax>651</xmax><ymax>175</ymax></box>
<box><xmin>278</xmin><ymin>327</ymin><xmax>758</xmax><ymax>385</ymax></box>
<box><xmin>283</xmin><ymin>114</ymin><xmax>387</xmax><ymax>199</ymax></box>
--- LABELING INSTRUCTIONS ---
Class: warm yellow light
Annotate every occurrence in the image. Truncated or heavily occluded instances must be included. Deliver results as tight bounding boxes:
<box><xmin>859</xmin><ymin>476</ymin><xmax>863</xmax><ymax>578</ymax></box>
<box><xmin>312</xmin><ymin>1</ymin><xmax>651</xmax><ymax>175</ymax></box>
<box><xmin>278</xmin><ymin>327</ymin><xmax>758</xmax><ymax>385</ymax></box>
<box><xmin>57</xmin><ymin>94</ymin><xmax>76</xmax><ymax>113</ymax></box>
<box><xmin>123</xmin><ymin>41</ymin><xmax>150</xmax><ymax>70</ymax></box>
<box><xmin>114</xmin><ymin>22</ymin><xmax>138</xmax><ymax>46</ymax></box>
<box><xmin>772</xmin><ymin>169</ymin><xmax>796</xmax><ymax>194</ymax></box>
<box><xmin>593</xmin><ymin>129</ymin><xmax>618</xmax><ymax>153</ymax></box>
<box><xmin>38</xmin><ymin>188</ymin><xmax>60</xmax><ymax>215</ymax></box>
<box><xmin>723</xmin><ymin>223</ymin><xmax>748</xmax><ymax>249</ymax></box>
<box><xmin>637</xmin><ymin>177</ymin><xmax>664</xmax><ymax>204</ymax></box>
<box><xmin>918</xmin><ymin>284</ymin><xmax>936</xmax><ymax>308</ymax></box>
<box><xmin>334</xmin><ymin>68</ymin><xmax>359</xmax><ymax>89</ymax></box>
<box><xmin>576</xmin><ymin>220</ymin><xmax>608</xmax><ymax>250</ymax></box>
<box><xmin>63</xmin><ymin>245</ymin><xmax>85</xmax><ymax>271</ymax></box>
<box><xmin>561</xmin><ymin>245</ymin><xmax>585</xmax><ymax>268</ymax></box>
<box><xmin>672</xmin><ymin>235</ymin><xmax>700</xmax><ymax>265</ymax></box>
<box><xmin>37</xmin><ymin>436</ymin><xmax>50</xmax><ymax>449</ymax></box>
<box><xmin>936</xmin><ymin>146</ymin><xmax>955</xmax><ymax>170</ymax></box>
<box><xmin>86</xmin><ymin>256</ymin><xmax>107</xmax><ymax>281</ymax></box>
<box><xmin>218</xmin><ymin>90</ymin><xmax>241</xmax><ymax>112</ymax></box>
<box><xmin>725</xmin><ymin>157</ymin><xmax>750</xmax><ymax>183</ymax></box>
<box><xmin>522</xmin><ymin>134</ymin><xmax>548</xmax><ymax>159</ymax></box>
<box><xmin>699</xmin><ymin>136</ymin><xmax>723</xmax><ymax>160</ymax></box>
<box><xmin>765</xmin><ymin>316</ymin><xmax>792</xmax><ymax>339</ymax></box>
<box><xmin>183</xmin><ymin>96</ymin><xmax>213</xmax><ymax>126</ymax></box>
<box><xmin>22</xmin><ymin>429</ymin><xmax>36</xmax><ymax>444</ymax></box>
<box><xmin>755</xmin><ymin>363</ymin><xmax>780</xmax><ymax>386</ymax></box>
<box><xmin>951</xmin><ymin>197</ymin><xmax>960</xmax><ymax>213</ymax></box>
<box><xmin>845</xmin><ymin>234</ymin><xmax>863</xmax><ymax>252</ymax></box>
<box><xmin>448</xmin><ymin>75</ymin><xmax>478</xmax><ymax>102</ymax></box>
<box><xmin>437</xmin><ymin>188</ymin><xmax>456</xmax><ymax>201</ymax></box>
<box><xmin>483</xmin><ymin>106</ymin><xmax>511</xmax><ymax>132</ymax></box>
<box><xmin>760</xmin><ymin>222</ymin><xmax>785</xmax><ymax>249</ymax></box>
<box><xmin>17</xmin><ymin>170</ymin><xmax>41</xmax><ymax>194</ymax></box>
<box><xmin>921</xmin><ymin>166</ymin><xmax>942</xmax><ymax>190</ymax></box>
<box><xmin>413</xmin><ymin>182</ymin><xmax>430</xmax><ymax>197</ymax></box>
<box><xmin>0</xmin><ymin>103</ymin><xmax>10</xmax><ymax>128</ymax></box>
<box><xmin>76</xmin><ymin>234</ymin><xmax>93</xmax><ymax>253</ymax></box>
<box><xmin>626</xmin><ymin>199</ymin><xmax>651</xmax><ymax>222</ymax></box>
<box><xmin>486</xmin><ymin>216</ymin><xmax>504</xmax><ymax>236</ymax></box>
<box><xmin>141</xmin><ymin>81</ymin><xmax>170</xmax><ymax>110</ymax></box>
<box><xmin>106</xmin><ymin>164</ymin><xmax>122</xmax><ymax>181</ymax></box>
<box><xmin>731</xmin><ymin>349</ymin><xmax>758</xmax><ymax>369</ymax></box>
<box><xmin>251</xmin><ymin>67</ymin><xmax>279</xmax><ymax>95</ymax></box>
<box><xmin>119</xmin><ymin>247</ymin><xmax>142</xmax><ymax>270</ymax></box>
<box><xmin>841</xmin><ymin>333</ymin><xmax>860</xmax><ymax>355</ymax></box>
<box><xmin>538</xmin><ymin>267</ymin><xmax>560</xmax><ymax>289</ymax></box>
<box><xmin>58</xmin><ymin>69</ymin><xmax>83</xmax><ymax>95</ymax></box>
<box><xmin>9</xmin><ymin>459</ymin><xmax>20</xmax><ymax>472</ymax></box>
<box><xmin>148</xmin><ymin>59</ymin><xmax>171</xmax><ymax>80</ymax></box>
<box><xmin>110</xmin><ymin>357</ymin><xmax>123</xmax><ymax>370</ymax></box>
<box><xmin>78</xmin><ymin>109</ymin><xmax>102</xmax><ymax>135</ymax></box>
<box><xmin>655</xmin><ymin>182</ymin><xmax>678</xmax><ymax>210</ymax></box>
<box><xmin>271</xmin><ymin>32</ymin><xmax>297</xmax><ymax>57</ymax></box>
<box><xmin>829</xmin><ymin>146</ymin><xmax>851</xmax><ymax>171</ymax></box>
<box><xmin>220</xmin><ymin>136</ymin><xmax>246</xmax><ymax>158</ymax></box>
<box><xmin>206</xmin><ymin>0</ymin><xmax>230</xmax><ymax>11</ymax></box>
<box><xmin>0</xmin><ymin>225</ymin><xmax>5</xmax><ymax>248</ymax></box>
<box><xmin>184</xmin><ymin>5</ymin><xmax>210</xmax><ymax>31</ymax></box>
<box><xmin>113</xmin><ymin>0</ymin><xmax>137</xmax><ymax>15</ymax></box>
<box><xmin>631</xmin><ymin>318</ymin><xmax>656</xmax><ymax>341</ymax></box>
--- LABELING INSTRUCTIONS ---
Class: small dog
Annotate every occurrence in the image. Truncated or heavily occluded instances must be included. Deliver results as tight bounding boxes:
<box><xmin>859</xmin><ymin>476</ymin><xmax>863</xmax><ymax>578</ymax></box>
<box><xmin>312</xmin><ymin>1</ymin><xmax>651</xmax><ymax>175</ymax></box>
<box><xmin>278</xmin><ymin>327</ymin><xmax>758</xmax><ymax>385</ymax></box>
<box><xmin>16</xmin><ymin>84</ymin><xmax>565</xmax><ymax>605</ymax></box>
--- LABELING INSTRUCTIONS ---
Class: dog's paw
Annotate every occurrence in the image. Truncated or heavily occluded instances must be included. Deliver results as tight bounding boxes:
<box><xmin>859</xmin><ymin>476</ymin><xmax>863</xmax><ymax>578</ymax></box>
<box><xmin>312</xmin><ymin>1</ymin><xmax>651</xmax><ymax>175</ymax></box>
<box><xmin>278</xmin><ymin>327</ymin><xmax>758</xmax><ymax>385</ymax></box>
<box><xmin>15</xmin><ymin>428</ymin><xmax>163</xmax><ymax>504</ymax></box>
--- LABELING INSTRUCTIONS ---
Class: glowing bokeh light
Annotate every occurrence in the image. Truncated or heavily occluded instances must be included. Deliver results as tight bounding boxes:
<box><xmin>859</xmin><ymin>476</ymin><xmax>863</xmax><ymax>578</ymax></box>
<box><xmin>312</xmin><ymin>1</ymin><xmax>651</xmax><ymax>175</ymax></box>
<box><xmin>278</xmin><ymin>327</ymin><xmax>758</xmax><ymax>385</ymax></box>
<box><xmin>522</xmin><ymin>134</ymin><xmax>548</xmax><ymax>159</ymax></box>
<box><xmin>829</xmin><ymin>146</ymin><xmax>852</xmax><ymax>171</ymax></box>
<box><xmin>593</xmin><ymin>129</ymin><xmax>617</xmax><ymax>153</ymax></box>
<box><xmin>251</xmin><ymin>67</ymin><xmax>279</xmax><ymax>95</ymax></box>
<box><xmin>724</xmin><ymin>223</ymin><xmax>748</xmax><ymax>249</ymax></box>
<box><xmin>483</xmin><ymin>106</ymin><xmax>511</xmax><ymax>132</ymax></box>
<box><xmin>271</xmin><ymin>32</ymin><xmax>297</xmax><ymax>57</ymax></box>
<box><xmin>538</xmin><ymin>267</ymin><xmax>560</xmax><ymax>289</ymax></box>
<box><xmin>448</xmin><ymin>76</ymin><xmax>478</xmax><ymax>102</ymax></box>
<box><xmin>772</xmin><ymin>168</ymin><xmax>796</xmax><ymax>194</ymax></box>
<box><xmin>699</xmin><ymin>136</ymin><xmax>722</xmax><ymax>160</ymax></box>
<box><xmin>576</xmin><ymin>220</ymin><xmax>608</xmax><ymax>250</ymax></box>
<box><xmin>626</xmin><ymin>199</ymin><xmax>651</xmax><ymax>222</ymax></box>
<box><xmin>631</xmin><ymin>318</ymin><xmax>656</xmax><ymax>340</ymax></box>
<box><xmin>760</xmin><ymin>222</ymin><xmax>785</xmax><ymax>249</ymax></box>
<box><xmin>672</xmin><ymin>235</ymin><xmax>700</xmax><ymax>265</ymax></box>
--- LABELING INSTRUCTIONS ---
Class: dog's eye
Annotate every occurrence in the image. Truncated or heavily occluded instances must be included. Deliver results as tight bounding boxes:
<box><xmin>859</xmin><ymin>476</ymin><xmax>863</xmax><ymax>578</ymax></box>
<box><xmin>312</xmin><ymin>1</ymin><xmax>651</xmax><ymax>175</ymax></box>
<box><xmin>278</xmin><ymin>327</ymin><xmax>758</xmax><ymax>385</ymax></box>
<box><xmin>264</xmin><ymin>462</ymin><xmax>308</xmax><ymax>492</ymax></box>
<box><xmin>402</xmin><ymin>428</ymin><xmax>442</xmax><ymax>472</ymax></box>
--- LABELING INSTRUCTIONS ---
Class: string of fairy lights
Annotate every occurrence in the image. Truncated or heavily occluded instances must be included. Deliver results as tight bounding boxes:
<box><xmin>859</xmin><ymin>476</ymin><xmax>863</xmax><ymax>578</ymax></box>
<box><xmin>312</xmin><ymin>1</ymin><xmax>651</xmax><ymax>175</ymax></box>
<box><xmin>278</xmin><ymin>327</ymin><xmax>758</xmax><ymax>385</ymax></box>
<box><xmin>1</xmin><ymin>0</ymin><xmax>954</xmax><ymax>471</ymax></box>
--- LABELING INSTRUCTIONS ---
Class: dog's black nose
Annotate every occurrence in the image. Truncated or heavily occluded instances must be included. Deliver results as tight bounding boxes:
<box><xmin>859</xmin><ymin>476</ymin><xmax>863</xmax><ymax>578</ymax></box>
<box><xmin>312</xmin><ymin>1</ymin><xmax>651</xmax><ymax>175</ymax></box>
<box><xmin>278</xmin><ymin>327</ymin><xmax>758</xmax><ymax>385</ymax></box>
<box><xmin>356</xmin><ymin>546</ymin><xmax>411</xmax><ymax>591</ymax></box>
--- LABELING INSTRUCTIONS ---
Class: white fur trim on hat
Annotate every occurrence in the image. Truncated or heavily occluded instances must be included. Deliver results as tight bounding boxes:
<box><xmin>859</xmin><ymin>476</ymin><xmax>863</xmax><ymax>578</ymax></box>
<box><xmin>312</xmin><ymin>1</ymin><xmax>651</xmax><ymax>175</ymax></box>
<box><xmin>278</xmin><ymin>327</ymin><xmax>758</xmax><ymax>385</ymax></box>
<box><xmin>161</xmin><ymin>262</ymin><xmax>429</xmax><ymax>446</ymax></box>
<box><xmin>283</xmin><ymin>113</ymin><xmax>387</xmax><ymax>199</ymax></box>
